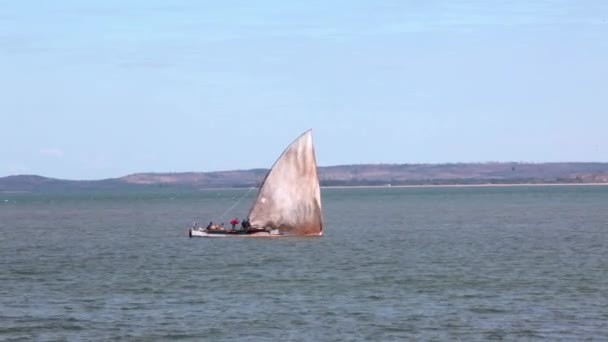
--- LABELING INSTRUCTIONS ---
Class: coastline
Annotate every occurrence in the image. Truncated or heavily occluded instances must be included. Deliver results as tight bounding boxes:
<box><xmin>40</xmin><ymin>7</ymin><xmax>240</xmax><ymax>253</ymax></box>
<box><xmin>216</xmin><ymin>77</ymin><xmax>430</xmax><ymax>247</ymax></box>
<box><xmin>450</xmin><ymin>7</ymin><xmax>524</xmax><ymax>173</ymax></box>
<box><xmin>4</xmin><ymin>183</ymin><xmax>607</xmax><ymax>194</ymax></box>
<box><xmin>196</xmin><ymin>183</ymin><xmax>608</xmax><ymax>191</ymax></box>
<box><xmin>321</xmin><ymin>183</ymin><xmax>608</xmax><ymax>189</ymax></box>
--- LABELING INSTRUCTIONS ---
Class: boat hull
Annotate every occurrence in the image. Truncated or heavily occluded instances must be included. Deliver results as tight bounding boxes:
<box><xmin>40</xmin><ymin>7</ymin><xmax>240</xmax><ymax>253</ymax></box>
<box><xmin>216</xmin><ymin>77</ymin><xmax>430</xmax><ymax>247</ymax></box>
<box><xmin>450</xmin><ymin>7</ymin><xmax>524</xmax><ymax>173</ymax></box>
<box><xmin>189</xmin><ymin>228</ymin><xmax>282</xmax><ymax>238</ymax></box>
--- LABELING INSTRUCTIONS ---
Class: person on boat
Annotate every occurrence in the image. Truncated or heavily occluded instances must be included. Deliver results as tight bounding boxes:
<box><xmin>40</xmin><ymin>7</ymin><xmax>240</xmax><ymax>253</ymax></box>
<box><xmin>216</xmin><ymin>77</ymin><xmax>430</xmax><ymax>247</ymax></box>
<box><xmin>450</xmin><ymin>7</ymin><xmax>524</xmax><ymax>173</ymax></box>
<box><xmin>241</xmin><ymin>218</ymin><xmax>251</xmax><ymax>229</ymax></box>
<box><xmin>230</xmin><ymin>218</ymin><xmax>239</xmax><ymax>229</ymax></box>
<box><xmin>192</xmin><ymin>221</ymin><xmax>197</xmax><ymax>229</ymax></box>
<box><xmin>220</xmin><ymin>223</ymin><xmax>225</xmax><ymax>230</ymax></box>
<box><xmin>206</xmin><ymin>221</ymin><xmax>213</xmax><ymax>229</ymax></box>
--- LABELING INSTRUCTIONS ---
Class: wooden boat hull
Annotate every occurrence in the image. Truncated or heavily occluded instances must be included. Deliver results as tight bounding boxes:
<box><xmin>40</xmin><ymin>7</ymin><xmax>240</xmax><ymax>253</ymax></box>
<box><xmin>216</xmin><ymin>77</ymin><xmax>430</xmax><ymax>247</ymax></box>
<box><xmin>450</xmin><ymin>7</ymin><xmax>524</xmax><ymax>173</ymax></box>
<box><xmin>189</xmin><ymin>228</ymin><xmax>282</xmax><ymax>238</ymax></box>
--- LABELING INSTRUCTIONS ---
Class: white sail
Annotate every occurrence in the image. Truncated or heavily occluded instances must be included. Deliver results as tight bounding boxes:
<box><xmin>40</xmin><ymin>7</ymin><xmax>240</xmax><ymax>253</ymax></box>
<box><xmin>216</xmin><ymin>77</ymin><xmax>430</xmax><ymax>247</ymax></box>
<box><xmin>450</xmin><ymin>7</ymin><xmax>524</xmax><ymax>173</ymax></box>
<box><xmin>248</xmin><ymin>130</ymin><xmax>323</xmax><ymax>235</ymax></box>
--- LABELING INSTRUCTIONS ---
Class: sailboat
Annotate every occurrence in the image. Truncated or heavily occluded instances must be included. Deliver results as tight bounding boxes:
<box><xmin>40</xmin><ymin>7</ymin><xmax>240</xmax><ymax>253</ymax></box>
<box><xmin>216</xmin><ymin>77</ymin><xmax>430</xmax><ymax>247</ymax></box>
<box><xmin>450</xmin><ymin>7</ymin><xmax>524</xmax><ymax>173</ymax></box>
<box><xmin>189</xmin><ymin>129</ymin><xmax>323</xmax><ymax>237</ymax></box>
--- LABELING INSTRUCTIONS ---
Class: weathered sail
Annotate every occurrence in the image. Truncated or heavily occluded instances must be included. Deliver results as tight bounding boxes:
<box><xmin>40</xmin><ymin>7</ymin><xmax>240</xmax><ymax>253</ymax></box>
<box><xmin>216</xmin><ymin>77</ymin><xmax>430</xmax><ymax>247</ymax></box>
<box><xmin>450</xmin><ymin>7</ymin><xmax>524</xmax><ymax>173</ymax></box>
<box><xmin>248</xmin><ymin>130</ymin><xmax>323</xmax><ymax>235</ymax></box>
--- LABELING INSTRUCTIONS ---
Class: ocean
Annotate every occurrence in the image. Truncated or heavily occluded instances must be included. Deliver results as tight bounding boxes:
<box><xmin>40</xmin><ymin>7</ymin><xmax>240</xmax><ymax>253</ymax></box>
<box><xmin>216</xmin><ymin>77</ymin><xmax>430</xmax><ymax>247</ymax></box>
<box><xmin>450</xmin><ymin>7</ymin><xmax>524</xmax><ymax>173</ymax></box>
<box><xmin>1</xmin><ymin>186</ymin><xmax>607</xmax><ymax>340</ymax></box>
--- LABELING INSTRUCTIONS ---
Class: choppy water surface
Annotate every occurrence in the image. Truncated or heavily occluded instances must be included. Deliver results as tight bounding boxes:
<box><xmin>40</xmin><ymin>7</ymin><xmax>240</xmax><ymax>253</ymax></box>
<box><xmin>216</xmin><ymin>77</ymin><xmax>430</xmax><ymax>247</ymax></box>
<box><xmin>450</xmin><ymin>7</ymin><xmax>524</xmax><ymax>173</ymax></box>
<box><xmin>1</xmin><ymin>186</ymin><xmax>607</xmax><ymax>340</ymax></box>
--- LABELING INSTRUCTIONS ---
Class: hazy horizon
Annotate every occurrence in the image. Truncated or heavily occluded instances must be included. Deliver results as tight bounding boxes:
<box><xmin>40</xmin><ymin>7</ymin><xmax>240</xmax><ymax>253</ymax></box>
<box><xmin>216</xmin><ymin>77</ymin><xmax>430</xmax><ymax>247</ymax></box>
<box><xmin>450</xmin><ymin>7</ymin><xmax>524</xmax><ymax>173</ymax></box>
<box><xmin>2</xmin><ymin>1</ymin><xmax>607</xmax><ymax>179</ymax></box>
<box><xmin>3</xmin><ymin>160</ymin><xmax>608</xmax><ymax>181</ymax></box>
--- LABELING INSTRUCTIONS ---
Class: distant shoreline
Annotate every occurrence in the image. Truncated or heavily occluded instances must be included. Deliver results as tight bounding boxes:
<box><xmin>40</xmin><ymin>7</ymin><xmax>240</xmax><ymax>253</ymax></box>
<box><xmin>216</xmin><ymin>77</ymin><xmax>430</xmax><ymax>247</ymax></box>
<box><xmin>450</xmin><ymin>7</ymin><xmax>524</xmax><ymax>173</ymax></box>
<box><xmin>195</xmin><ymin>182</ymin><xmax>608</xmax><ymax>191</ymax></box>
<box><xmin>3</xmin><ymin>162</ymin><xmax>608</xmax><ymax>192</ymax></box>
<box><xmin>2</xmin><ymin>183</ymin><xmax>607</xmax><ymax>194</ymax></box>
<box><xmin>321</xmin><ymin>183</ymin><xmax>608</xmax><ymax>189</ymax></box>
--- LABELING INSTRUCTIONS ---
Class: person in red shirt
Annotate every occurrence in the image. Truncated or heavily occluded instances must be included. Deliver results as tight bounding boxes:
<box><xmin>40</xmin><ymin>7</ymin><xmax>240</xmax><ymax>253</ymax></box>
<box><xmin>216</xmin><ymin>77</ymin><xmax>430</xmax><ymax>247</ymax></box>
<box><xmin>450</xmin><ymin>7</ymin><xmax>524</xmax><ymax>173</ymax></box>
<box><xmin>230</xmin><ymin>218</ymin><xmax>239</xmax><ymax>229</ymax></box>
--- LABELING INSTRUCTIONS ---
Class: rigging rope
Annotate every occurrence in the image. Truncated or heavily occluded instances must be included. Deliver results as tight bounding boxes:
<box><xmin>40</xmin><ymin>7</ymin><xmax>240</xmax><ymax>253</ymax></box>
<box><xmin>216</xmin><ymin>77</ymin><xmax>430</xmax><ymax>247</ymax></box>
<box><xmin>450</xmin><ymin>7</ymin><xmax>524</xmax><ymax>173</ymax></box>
<box><xmin>217</xmin><ymin>186</ymin><xmax>257</xmax><ymax>222</ymax></box>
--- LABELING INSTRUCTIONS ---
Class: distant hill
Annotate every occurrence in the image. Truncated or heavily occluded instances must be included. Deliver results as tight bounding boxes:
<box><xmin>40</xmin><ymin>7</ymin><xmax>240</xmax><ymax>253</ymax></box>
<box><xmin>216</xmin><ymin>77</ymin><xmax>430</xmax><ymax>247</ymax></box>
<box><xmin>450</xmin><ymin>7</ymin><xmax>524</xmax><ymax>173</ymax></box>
<box><xmin>318</xmin><ymin>162</ymin><xmax>608</xmax><ymax>186</ymax></box>
<box><xmin>2</xmin><ymin>162</ymin><xmax>608</xmax><ymax>192</ymax></box>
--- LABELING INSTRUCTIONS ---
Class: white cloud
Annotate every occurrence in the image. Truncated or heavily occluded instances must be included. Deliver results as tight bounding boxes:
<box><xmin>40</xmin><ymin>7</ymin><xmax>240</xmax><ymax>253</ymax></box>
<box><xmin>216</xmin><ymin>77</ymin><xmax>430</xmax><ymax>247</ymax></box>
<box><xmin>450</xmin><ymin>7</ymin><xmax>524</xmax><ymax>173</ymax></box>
<box><xmin>39</xmin><ymin>147</ymin><xmax>65</xmax><ymax>158</ymax></box>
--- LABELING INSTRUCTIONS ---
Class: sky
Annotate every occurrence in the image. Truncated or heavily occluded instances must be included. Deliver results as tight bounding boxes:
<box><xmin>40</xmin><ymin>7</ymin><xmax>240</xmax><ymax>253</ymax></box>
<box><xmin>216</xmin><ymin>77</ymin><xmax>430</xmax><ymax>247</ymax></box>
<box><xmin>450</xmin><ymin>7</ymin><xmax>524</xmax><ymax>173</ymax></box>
<box><xmin>1</xmin><ymin>0</ymin><xmax>607</xmax><ymax>180</ymax></box>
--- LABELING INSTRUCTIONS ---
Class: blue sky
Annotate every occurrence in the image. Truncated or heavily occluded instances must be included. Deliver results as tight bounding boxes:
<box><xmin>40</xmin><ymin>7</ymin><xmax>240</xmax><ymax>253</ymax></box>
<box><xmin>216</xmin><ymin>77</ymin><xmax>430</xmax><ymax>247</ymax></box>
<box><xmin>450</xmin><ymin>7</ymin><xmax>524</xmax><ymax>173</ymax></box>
<box><xmin>1</xmin><ymin>0</ymin><xmax>607</xmax><ymax>179</ymax></box>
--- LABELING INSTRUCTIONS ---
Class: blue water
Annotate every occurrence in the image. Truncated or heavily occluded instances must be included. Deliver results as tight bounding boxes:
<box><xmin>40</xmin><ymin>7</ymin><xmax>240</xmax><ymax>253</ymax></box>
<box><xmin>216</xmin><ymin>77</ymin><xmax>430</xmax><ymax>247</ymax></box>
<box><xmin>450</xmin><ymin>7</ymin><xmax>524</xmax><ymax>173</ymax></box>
<box><xmin>1</xmin><ymin>186</ymin><xmax>607</xmax><ymax>340</ymax></box>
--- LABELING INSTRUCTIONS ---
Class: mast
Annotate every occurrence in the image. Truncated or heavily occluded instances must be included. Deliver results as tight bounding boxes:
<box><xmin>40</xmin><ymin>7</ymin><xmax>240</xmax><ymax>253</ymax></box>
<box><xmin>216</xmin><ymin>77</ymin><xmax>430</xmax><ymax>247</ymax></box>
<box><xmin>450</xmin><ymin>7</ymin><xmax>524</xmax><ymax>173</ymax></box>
<box><xmin>248</xmin><ymin>130</ymin><xmax>323</xmax><ymax>235</ymax></box>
